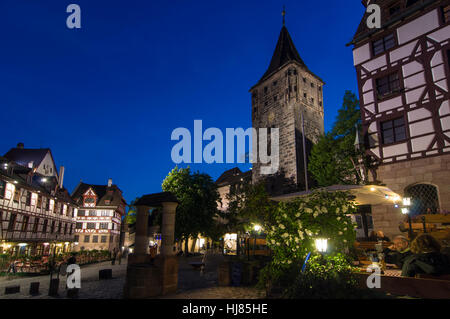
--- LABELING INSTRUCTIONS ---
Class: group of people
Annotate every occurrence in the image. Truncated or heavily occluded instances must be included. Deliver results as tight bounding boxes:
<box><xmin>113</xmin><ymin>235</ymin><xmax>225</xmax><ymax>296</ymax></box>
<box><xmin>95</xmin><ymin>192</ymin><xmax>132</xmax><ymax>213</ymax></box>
<box><xmin>382</xmin><ymin>234</ymin><xmax>450</xmax><ymax>278</ymax></box>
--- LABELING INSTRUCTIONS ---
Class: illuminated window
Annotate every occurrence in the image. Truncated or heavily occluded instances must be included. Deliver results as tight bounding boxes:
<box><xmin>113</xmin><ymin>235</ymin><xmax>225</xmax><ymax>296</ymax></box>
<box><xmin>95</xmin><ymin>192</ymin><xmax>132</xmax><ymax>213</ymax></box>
<box><xmin>5</xmin><ymin>183</ymin><xmax>14</xmax><ymax>200</ymax></box>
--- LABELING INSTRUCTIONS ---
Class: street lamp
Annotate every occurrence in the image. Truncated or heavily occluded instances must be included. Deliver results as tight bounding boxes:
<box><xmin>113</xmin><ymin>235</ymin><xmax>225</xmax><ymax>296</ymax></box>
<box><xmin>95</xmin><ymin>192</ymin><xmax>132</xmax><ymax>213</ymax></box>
<box><xmin>315</xmin><ymin>238</ymin><xmax>328</xmax><ymax>253</ymax></box>
<box><xmin>251</xmin><ymin>225</ymin><xmax>263</xmax><ymax>260</ymax></box>
<box><xmin>402</xmin><ymin>197</ymin><xmax>413</xmax><ymax>239</ymax></box>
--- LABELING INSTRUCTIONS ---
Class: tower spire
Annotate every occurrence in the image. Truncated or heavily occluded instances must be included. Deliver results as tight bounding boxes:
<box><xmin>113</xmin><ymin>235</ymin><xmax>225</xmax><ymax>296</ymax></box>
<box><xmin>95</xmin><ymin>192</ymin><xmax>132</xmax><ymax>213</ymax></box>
<box><xmin>282</xmin><ymin>5</ymin><xmax>286</xmax><ymax>26</ymax></box>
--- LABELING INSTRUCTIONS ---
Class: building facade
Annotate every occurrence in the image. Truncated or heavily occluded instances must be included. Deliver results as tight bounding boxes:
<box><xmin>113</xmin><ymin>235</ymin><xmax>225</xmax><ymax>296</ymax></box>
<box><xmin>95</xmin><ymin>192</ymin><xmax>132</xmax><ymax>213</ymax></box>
<box><xmin>0</xmin><ymin>144</ymin><xmax>77</xmax><ymax>256</ymax></box>
<box><xmin>71</xmin><ymin>180</ymin><xmax>126</xmax><ymax>252</ymax></box>
<box><xmin>250</xmin><ymin>24</ymin><xmax>325</xmax><ymax>195</ymax></box>
<box><xmin>350</xmin><ymin>0</ymin><xmax>450</xmax><ymax>238</ymax></box>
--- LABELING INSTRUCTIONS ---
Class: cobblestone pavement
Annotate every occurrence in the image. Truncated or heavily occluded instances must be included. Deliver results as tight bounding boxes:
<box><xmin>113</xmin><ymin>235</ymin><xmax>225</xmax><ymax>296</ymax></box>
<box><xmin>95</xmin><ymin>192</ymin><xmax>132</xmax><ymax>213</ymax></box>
<box><xmin>0</xmin><ymin>260</ymin><xmax>127</xmax><ymax>299</ymax></box>
<box><xmin>0</xmin><ymin>254</ymin><xmax>265</xmax><ymax>299</ymax></box>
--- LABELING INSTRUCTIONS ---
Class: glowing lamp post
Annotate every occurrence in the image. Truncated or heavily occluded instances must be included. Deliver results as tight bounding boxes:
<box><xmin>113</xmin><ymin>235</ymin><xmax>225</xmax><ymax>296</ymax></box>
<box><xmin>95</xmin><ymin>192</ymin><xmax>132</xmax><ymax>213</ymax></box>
<box><xmin>402</xmin><ymin>197</ymin><xmax>413</xmax><ymax>239</ymax></box>
<box><xmin>251</xmin><ymin>224</ymin><xmax>262</xmax><ymax>260</ymax></box>
<box><xmin>315</xmin><ymin>238</ymin><xmax>328</xmax><ymax>254</ymax></box>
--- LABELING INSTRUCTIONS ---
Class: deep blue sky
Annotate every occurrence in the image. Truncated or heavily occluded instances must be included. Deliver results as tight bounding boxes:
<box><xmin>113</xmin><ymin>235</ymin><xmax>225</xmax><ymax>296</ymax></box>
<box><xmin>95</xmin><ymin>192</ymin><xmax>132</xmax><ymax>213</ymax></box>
<box><xmin>0</xmin><ymin>1</ymin><xmax>364</xmax><ymax>203</ymax></box>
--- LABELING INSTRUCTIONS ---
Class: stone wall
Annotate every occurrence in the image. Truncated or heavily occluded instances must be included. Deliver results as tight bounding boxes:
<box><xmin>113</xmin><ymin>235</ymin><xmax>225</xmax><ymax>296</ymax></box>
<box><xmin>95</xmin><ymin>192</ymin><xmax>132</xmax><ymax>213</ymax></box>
<box><xmin>372</xmin><ymin>154</ymin><xmax>450</xmax><ymax>239</ymax></box>
<box><xmin>251</xmin><ymin>62</ymin><xmax>324</xmax><ymax>194</ymax></box>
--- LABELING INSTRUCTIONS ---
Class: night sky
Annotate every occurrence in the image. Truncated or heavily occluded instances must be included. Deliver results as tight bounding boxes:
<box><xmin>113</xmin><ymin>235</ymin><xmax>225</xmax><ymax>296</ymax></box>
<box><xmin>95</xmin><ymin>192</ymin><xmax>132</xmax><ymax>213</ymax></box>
<box><xmin>0</xmin><ymin>0</ymin><xmax>364</xmax><ymax>203</ymax></box>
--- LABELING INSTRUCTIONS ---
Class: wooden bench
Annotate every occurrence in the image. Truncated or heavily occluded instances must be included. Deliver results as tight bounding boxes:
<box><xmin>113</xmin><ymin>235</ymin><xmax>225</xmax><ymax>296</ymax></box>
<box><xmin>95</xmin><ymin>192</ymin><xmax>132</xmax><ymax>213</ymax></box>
<box><xmin>354</xmin><ymin>241</ymin><xmax>392</xmax><ymax>251</ymax></box>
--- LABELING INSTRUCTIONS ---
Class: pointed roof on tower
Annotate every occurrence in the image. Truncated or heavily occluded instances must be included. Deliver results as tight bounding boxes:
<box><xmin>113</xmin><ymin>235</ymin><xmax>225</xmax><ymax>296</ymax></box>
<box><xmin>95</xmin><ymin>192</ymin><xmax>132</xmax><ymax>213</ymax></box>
<box><xmin>258</xmin><ymin>26</ymin><xmax>307</xmax><ymax>84</ymax></box>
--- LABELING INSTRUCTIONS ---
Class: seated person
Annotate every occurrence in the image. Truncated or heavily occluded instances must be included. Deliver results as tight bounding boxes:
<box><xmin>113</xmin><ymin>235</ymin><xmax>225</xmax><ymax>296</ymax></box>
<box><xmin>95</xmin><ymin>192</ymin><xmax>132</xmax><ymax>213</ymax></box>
<box><xmin>402</xmin><ymin>234</ymin><xmax>450</xmax><ymax>277</ymax></box>
<box><xmin>383</xmin><ymin>235</ymin><xmax>412</xmax><ymax>268</ymax></box>
<box><xmin>368</xmin><ymin>230</ymin><xmax>390</xmax><ymax>242</ymax></box>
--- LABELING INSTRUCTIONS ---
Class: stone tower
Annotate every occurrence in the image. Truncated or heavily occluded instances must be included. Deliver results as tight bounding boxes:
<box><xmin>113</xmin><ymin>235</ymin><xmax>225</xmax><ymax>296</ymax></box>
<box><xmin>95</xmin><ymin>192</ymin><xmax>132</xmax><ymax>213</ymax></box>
<box><xmin>250</xmin><ymin>24</ymin><xmax>325</xmax><ymax>195</ymax></box>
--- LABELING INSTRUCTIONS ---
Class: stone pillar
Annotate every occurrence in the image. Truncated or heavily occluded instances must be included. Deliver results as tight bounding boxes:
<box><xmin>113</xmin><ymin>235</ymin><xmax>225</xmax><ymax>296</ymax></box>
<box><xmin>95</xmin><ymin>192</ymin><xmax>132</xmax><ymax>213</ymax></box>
<box><xmin>135</xmin><ymin>205</ymin><xmax>150</xmax><ymax>255</ymax></box>
<box><xmin>161</xmin><ymin>202</ymin><xmax>178</xmax><ymax>256</ymax></box>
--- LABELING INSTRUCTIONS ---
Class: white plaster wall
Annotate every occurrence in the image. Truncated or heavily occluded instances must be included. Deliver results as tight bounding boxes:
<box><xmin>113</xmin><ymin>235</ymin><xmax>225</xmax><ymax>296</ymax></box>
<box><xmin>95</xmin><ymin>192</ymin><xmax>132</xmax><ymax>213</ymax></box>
<box><xmin>397</xmin><ymin>10</ymin><xmax>439</xmax><ymax>45</ymax></box>
<box><xmin>353</xmin><ymin>43</ymin><xmax>371</xmax><ymax>66</ymax></box>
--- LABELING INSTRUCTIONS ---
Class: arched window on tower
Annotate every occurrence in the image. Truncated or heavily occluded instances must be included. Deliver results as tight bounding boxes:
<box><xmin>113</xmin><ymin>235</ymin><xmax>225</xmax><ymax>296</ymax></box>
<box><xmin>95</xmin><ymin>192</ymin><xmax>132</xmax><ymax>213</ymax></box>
<box><xmin>404</xmin><ymin>184</ymin><xmax>439</xmax><ymax>216</ymax></box>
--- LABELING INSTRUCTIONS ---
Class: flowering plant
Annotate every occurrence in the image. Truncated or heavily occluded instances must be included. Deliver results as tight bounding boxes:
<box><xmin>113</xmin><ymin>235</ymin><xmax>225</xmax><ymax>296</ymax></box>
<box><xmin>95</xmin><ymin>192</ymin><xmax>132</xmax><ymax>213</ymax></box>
<box><xmin>264</xmin><ymin>191</ymin><xmax>357</xmax><ymax>278</ymax></box>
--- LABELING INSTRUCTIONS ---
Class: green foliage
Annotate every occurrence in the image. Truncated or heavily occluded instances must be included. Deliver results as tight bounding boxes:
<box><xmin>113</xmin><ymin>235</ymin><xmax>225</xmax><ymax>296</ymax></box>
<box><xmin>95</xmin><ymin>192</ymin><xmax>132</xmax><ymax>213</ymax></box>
<box><xmin>263</xmin><ymin>191</ymin><xmax>357</xmax><ymax>280</ymax></box>
<box><xmin>224</xmin><ymin>181</ymin><xmax>276</xmax><ymax>233</ymax></box>
<box><xmin>309</xmin><ymin>91</ymin><xmax>368</xmax><ymax>187</ymax></box>
<box><xmin>282</xmin><ymin>253</ymin><xmax>359</xmax><ymax>299</ymax></box>
<box><xmin>162</xmin><ymin>166</ymin><xmax>220</xmax><ymax>246</ymax></box>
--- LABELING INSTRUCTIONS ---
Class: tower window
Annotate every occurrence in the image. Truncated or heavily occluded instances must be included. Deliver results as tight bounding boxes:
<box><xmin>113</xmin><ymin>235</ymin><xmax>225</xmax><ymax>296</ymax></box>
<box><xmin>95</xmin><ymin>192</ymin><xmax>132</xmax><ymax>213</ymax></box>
<box><xmin>264</xmin><ymin>87</ymin><xmax>268</xmax><ymax>94</ymax></box>
<box><xmin>311</xmin><ymin>98</ymin><xmax>314</xmax><ymax>104</ymax></box>
<box><xmin>273</xmin><ymin>81</ymin><xmax>278</xmax><ymax>87</ymax></box>
<box><xmin>304</xmin><ymin>93</ymin><xmax>307</xmax><ymax>98</ymax></box>
<box><xmin>311</xmin><ymin>83</ymin><xmax>314</xmax><ymax>88</ymax></box>
<box><xmin>381</xmin><ymin>117</ymin><xmax>406</xmax><ymax>145</ymax></box>
<box><xmin>273</xmin><ymin>95</ymin><xmax>278</xmax><ymax>102</ymax></box>
<box><xmin>303</xmin><ymin>78</ymin><xmax>306</xmax><ymax>83</ymax></box>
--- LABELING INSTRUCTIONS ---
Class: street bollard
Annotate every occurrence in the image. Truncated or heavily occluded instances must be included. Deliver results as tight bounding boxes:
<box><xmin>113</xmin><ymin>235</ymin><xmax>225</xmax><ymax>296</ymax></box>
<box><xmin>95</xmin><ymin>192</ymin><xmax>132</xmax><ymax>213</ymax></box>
<box><xmin>99</xmin><ymin>269</ymin><xmax>113</xmax><ymax>280</ymax></box>
<box><xmin>29</xmin><ymin>282</ymin><xmax>40</xmax><ymax>295</ymax></box>
<box><xmin>48</xmin><ymin>278</ymin><xmax>59</xmax><ymax>296</ymax></box>
<box><xmin>5</xmin><ymin>285</ymin><xmax>20</xmax><ymax>295</ymax></box>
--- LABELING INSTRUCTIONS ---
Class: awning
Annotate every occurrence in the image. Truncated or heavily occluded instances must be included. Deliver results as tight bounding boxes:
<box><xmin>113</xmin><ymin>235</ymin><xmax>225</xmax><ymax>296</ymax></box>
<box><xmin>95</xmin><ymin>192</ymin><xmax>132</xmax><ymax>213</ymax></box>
<box><xmin>270</xmin><ymin>185</ymin><xmax>402</xmax><ymax>206</ymax></box>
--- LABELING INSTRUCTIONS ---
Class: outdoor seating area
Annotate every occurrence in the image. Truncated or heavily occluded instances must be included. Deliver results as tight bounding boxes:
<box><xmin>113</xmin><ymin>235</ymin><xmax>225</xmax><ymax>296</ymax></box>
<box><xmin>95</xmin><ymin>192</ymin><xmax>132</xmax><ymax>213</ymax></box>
<box><xmin>0</xmin><ymin>250</ymin><xmax>112</xmax><ymax>275</ymax></box>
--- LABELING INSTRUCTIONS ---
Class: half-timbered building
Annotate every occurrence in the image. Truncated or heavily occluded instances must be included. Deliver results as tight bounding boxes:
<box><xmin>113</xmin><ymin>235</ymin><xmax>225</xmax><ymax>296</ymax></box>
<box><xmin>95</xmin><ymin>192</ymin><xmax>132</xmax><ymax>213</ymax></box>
<box><xmin>71</xmin><ymin>179</ymin><xmax>126</xmax><ymax>252</ymax></box>
<box><xmin>0</xmin><ymin>144</ymin><xmax>77</xmax><ymax>256</ymax></box>
<box><xmin>349</xmin><ymin>0</ymin><xmax>450</xmax><ymax>238</ymax></box>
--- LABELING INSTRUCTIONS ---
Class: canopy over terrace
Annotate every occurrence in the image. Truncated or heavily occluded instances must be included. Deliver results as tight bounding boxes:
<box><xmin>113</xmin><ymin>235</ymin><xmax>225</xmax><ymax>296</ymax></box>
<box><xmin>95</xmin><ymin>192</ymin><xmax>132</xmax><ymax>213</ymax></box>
<box><xmin>270</xmin><ymin>185</ymin><xmax>402</xmax><ymax>206</ymax></box>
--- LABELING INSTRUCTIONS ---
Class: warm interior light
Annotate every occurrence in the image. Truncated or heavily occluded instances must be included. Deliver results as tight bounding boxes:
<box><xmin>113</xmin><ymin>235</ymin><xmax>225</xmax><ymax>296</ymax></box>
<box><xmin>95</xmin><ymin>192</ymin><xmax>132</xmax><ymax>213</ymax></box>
<box><xmin>253</xmin><ymin>225</ymin><xmax>262</xmax><ymax>232</ymax></box>
<box><xmin>370</xmin><ymin>187</ymin><xmax>376</xmax><ymax>192</ymax></box>
<box><xmin>315</xmin><ymin>238</ymin><xmax>328</xmax><ymax>253</ymax></box>
<box><xmin>403</xmin><ymin>197</ymin><xmax>411</xmax><ymax>207</ymax></box>
<box><xmin>401</xmin><ymin>208</ymin><xmax>409</xmax><ymax>215</ymax></box>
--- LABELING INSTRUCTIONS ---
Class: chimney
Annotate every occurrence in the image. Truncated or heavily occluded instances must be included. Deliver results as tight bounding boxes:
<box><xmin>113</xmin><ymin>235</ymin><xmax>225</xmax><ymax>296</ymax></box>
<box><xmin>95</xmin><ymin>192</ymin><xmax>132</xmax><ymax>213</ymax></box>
<box><xmin>59</xmin><ymin>166</ymin><xmax>65</xmax><ymax>189</ymax></box>
<box><xmin>17</xmin><ymin>142</ymin><xmax>24</xmax><ymax>149</ymax></box>
<box><xmin>108</xmin><ymin>178</ymin><xmax>113</xmax><ymax>187</ymax></box>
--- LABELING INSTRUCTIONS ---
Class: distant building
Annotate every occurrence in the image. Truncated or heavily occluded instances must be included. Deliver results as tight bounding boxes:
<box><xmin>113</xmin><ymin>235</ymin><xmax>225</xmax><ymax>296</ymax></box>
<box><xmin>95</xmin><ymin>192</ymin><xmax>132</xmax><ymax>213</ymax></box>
<box><xmin>71</xmin><ymin>179</ymin><xmax>127</xmax><ymax>252</ymax></box>
<box><xmin>349</xmin><ymin>0</ymin><xmax>450</xmax><ymax>238</ymax></box>
<box><xmin>0</xmin><ymin>143</ymin><xmax>77</xmax><ymax>256</ymax></box>
<box><xmin>216</xmin><ymin>168</ymin><xmax>252</xmax><ymax>214</ymax></box>
<box><xmin>250</xmin><ymin>23</ymin><xmax>325</xmax><ymax>194</ymax></box>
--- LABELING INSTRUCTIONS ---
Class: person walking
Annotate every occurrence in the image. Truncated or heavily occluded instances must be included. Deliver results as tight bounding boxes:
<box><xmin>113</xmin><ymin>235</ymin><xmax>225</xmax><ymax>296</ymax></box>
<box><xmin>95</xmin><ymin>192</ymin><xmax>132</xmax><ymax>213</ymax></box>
<box><xmin>111</xmin><ymin>248</ymin><xmax>117</xmax><ymax>265</ymax></box>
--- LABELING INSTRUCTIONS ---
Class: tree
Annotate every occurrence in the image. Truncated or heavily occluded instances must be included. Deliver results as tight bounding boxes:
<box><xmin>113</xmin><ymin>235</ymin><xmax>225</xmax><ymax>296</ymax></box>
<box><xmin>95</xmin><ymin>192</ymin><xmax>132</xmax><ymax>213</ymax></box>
<box><xmin>308</xmin><ymin>91</ymin><xmax>369</xmax><ymax>187</ymax></box>
<box><xmin>224</xmin><ymin>181</ymin><xmax>276</xmax><ymax>233</ymax></box>
<box><xmin>162</xmin><ymin>167</ymin><xmax>220</xmax><ymax>253</ymax></box>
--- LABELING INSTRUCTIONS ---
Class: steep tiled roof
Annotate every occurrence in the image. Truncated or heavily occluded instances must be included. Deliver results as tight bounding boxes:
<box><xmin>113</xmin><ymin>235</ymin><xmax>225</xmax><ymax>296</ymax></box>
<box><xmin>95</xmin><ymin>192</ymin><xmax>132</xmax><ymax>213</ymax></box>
<box><xmin>3</xmin><ymin>148</ymin><xmax>51</xmax><ymax>169</ymax></box>
<box><xmin>216</xmin><ymin>168</ymin><xmax>252</xmax><ymax>186</ymax></box>
<box><xmin>258</xmin><ymin>26</ymin><xmax>307</xmax><ymax>84</ymax></box>
<box><xmin>71</xmin><ymin>182</ymin><xmax>126</xmax><ymax>207</ymax></box>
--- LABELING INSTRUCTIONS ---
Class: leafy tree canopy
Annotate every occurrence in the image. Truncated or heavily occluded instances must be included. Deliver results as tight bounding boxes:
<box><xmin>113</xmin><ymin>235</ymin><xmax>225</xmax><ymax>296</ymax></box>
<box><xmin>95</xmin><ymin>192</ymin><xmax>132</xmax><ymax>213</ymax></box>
<box><xmin>162</xmin><ymin>166</ymin><xmax>220</xmax><ymax>245</ymax></box>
